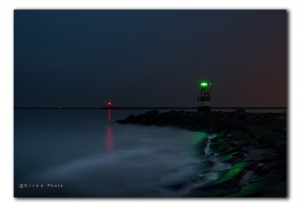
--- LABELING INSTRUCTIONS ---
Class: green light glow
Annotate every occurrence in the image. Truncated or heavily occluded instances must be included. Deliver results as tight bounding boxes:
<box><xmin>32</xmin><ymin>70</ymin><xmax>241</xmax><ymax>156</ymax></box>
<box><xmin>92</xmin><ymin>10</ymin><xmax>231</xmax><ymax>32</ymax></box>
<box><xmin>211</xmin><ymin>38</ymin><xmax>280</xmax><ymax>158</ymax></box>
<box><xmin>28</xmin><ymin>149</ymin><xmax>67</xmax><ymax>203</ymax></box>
<box><xmin>200</xmin><ymin>82</ymin><xmax>208</xmax><ymax>87</ymax></box>
<box><xmin>214</xmin><ymin>162</ymin><xmax>250</xmax><ymax>185</ymax></box>
<box><xmin>189</xmin><ymin>132</ymin><xmax>208</xmax><ymax>153</ymax></box>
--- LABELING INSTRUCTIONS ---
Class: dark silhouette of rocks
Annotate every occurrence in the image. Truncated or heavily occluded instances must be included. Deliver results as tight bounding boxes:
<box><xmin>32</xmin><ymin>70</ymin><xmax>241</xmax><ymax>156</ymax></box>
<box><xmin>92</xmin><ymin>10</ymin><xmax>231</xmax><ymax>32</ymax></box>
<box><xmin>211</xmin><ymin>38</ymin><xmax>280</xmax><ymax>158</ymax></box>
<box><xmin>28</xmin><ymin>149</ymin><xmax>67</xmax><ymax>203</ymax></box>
<box><xmin>117</xmin><ymin>109</ymin><xmax>287</xmax><ymax>197</ymax></box>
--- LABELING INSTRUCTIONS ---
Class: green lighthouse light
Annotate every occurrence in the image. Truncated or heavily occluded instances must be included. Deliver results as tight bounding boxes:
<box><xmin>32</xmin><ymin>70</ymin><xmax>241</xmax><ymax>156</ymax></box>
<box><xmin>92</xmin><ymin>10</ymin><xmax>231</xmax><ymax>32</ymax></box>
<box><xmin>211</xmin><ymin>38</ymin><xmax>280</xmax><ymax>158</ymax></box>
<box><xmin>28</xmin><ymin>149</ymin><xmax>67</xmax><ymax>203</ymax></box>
<box><xmin>200</xmin><ymin>82</ymin><xmax>208</xmax><ymax>87</ymax></box>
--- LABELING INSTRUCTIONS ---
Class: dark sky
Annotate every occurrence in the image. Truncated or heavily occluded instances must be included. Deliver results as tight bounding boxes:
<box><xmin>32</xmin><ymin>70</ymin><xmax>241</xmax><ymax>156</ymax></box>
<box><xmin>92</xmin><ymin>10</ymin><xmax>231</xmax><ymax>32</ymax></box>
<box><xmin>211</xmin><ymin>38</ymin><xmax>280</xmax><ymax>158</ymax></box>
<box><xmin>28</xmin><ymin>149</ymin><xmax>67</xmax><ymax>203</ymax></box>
<box><xmin>14</xmin><ymin>10</ymin><xmax>287</xmax><ymax>107</ymax></box>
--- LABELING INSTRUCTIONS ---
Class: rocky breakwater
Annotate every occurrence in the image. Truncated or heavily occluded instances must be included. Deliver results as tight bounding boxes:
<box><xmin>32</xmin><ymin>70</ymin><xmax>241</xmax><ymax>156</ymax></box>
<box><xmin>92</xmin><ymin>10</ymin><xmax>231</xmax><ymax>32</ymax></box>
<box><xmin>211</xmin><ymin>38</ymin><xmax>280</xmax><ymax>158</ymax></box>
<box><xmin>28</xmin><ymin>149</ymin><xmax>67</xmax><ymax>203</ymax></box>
<box><xmin>117</xmin><ymin>109</ymin><xmax>287</xmax><ymax>197</ymax></box>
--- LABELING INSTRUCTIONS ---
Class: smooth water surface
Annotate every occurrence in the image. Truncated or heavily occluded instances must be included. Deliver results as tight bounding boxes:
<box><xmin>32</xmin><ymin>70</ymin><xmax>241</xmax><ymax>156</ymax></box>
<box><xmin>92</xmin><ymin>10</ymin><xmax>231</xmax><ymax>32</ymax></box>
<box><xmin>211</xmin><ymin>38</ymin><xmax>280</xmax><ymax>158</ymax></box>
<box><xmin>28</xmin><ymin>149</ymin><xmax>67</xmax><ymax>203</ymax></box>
<box><xmin>14</xmin><ymin>109</ymin><xmax>202</xmax><ymax>197</ymax></box>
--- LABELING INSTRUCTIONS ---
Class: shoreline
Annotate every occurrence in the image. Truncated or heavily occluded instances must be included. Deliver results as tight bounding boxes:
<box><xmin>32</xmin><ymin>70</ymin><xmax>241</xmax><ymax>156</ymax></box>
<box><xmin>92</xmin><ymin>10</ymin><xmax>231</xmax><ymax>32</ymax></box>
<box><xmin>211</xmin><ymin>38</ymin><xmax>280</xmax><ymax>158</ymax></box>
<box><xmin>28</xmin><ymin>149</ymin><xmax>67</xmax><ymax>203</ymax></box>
<box><xmin>117</xmin><ymin>109</ymin><xmax>287</xmax><ymax>197</ymax></box>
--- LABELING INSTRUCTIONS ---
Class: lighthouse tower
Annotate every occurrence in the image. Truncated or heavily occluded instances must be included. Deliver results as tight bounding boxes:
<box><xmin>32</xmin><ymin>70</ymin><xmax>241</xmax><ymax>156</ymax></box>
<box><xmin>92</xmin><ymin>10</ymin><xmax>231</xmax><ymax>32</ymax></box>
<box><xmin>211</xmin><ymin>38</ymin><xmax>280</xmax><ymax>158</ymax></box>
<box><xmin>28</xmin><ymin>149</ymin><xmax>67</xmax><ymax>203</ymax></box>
<box><xmin>198</xmin><ymin>80</ymin><xmax>212</xmax><ymax>112</ymax></box>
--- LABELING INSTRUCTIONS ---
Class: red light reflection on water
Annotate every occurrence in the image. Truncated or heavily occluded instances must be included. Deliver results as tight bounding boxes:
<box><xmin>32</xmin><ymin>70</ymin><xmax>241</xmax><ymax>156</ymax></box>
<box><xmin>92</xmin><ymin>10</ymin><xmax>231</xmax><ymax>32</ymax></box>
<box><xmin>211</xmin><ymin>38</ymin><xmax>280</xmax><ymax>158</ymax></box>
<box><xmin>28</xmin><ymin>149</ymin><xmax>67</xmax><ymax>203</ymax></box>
<box><xmin>106</xmin><ymin>126</ymin><xmax>114</xmax><ymax>153</ymax></box>
<box><xmin>106</xmin><ymin>109</ymin><xmax>113</xmax><ymax>153</ymax></box>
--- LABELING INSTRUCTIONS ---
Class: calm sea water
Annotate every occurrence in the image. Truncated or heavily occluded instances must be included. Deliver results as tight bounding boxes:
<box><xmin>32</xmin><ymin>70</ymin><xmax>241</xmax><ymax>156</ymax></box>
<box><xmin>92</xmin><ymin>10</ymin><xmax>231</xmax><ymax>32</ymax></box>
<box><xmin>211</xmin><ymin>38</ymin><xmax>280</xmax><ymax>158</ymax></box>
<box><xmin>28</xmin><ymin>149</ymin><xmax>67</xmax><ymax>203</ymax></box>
<box><xmin>14</xmin><ymin>109</ymin><xmax>203</xmax><ymax>197</ymax></box>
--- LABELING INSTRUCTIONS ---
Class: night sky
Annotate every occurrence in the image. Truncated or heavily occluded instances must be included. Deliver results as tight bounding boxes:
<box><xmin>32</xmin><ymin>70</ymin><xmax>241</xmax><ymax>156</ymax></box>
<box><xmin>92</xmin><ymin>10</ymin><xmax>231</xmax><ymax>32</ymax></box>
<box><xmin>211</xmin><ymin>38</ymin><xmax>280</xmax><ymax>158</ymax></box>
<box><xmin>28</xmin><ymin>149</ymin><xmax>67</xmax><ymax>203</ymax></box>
<box><xmin>14</xmin><ymin>10</ymin><xmax>287</xmax><ymax>107</ymax></box>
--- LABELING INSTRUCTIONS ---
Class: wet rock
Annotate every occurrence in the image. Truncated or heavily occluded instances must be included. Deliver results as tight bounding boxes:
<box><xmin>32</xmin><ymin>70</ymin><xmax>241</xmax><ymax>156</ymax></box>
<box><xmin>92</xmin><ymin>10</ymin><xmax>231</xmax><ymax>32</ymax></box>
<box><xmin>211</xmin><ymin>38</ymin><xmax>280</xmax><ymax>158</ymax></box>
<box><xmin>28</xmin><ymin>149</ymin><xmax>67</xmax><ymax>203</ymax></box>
<box><xmin>144</xmin><ymin>109</ymin><xmax>159</xmax><ymax>117</ymax></box>
<box><xmin>273</xmin><ymin>139</ymin><xmax>287</xmax><ymax>149</ymax></box>
<box><xmin>209</xmin><ymin>134</ymin><xmax>227</xmax><ymax>143</ymax></box>
<box><xmin>265</xmin><ymin>159</ymin><xmax>286</xmax><ymax>170</ymax></box>
<box><xmin>116</xmin><ymin>114</ymin><xmax>135</xmax><ymax>124</ymax></box>
<box><xmin>210</xmin><ymin>121</ymin><xmax>230</xmax><ymax>133</ymax></box>
<box><xmin>229</xmin><ymin>131</ymin><xmax>258</xmax><ymax>146</ymax></box>
<box><xmin>226</xmin><ymin>179</ymin><xmax>268</xmax><ymax>197</ymax></box>
<box><xmin>230</xmin><ymin>139</ymin><xmax>249</xmax><ymax>147</ymax></box>
<box><xmin>218</xmin><ymin>150</ymin><xmax>246</xmax><ymax>163</ymax></box>
<box><xmin>209</xmin><ymin>138</ymin><xmax>231</xmax><ymax>153</ymax></box>
<box><xmin>211</xmin><ymin>162</ymin><xmax>250</xmax><ymax>188</ymax></box>
<box><xmin>248</xmin><ymin>126</ymin><xmax>281</xmax><ymax>146</ymax></box>
<box><xmin>225</xmin><ymin>186</ymin><xmax>242</xmax><ymax>194</ymax></box>
<box><xmin>177</xmin><ymin>110</ymin><xmax>187</xmax><ymax>118</ymax></box>
<box><xmin>217</xmin><ymin>146</ymin><xmax>241</xmax><ymax>155</ymax></box>
<box><xmin>254</xmin><ymin>163</ymin><xmax>270</xmax><ymax>175</ymax></box>
<box><xmin>193</xmin><ymin>112</ymin><xmax>205</xmax><ymax>121</ymax></box>
<box><xmin>262</xmin><ymin>182</ymin><xmax>287</xmax><ymax>197</ymax></box>
<box><xmin>191</xmin><ymin>123</ymin><xmax>203</xmax><ymax>131</ymax></box>
<box><xmin>263</xmin><ymin>115</ymin><xmax>286</xmax><ymax>133</ymax></box>
<box><xmin>232</xmin><ymin>109</ymin><xmax>246</xmax><ymax>119</ymax></box>
<box><xmin>238</xmin><ymin>170</ymin><xmax>255</xmax><ymax>186</ymax></box>
<box><xmin>133</xmin><ymin>114</ymin><xmax>152</xmax><ymax>125</ymax></box>
<box><xmin>246</xmin><ymin>148</ymin><xmax>278</xmax><ymax>162</ymax></box>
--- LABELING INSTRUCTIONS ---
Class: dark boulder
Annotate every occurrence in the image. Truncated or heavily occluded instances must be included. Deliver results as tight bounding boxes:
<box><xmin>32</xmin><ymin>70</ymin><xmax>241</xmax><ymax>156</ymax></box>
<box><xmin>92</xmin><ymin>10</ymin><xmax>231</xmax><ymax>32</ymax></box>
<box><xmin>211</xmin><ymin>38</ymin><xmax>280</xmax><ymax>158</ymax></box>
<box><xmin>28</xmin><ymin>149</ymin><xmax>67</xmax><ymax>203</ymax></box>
<box><xmin>144</xmin><ymin>109</ymin><xmax>159</xmax><ymax>117</ymax></box>
<box><xmin>116</xmin><ymin>114</ymin><xmax>135</xmax><ymax>124</ymax></box>
<box><xmin>209</xmin><ymin>138</ymin><xmax>232</xmax><ymax>153</ymax></box>
<box><xmin>246</xmin><ymin>148</ymin><xmax>278</xmax><ymax>162</ymax></box>
<box><xmin>254</xmin><ymin>163</ymin><xmax>270</xmax><ymax>175</ymax></box>
<box><xmin>232</xmin><ymin>109</ymin><xmax>246</xmax><ymax>119</ymax></box>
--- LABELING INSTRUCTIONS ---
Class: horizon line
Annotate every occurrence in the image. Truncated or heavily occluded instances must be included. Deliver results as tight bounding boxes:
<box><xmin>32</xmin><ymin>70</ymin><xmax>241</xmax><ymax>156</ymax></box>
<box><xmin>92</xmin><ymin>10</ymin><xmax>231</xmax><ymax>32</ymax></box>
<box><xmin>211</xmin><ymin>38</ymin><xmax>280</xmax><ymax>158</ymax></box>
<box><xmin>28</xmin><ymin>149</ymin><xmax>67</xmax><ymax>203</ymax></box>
<box><xmin>14</xmin><ymin>106</ymin><xmax>287</xmax><ymax>110</ymax></box>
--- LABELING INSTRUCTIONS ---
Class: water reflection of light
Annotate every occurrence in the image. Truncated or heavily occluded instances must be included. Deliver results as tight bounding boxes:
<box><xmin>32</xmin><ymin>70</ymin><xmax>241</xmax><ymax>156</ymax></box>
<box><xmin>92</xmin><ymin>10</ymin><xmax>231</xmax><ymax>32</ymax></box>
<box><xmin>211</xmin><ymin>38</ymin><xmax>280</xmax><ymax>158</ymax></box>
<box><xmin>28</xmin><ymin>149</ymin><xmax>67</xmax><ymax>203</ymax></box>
<box><xmin>108</xmin><ymin>109</ymin><xmax>111</xmax><ymax>121</ymax></box>
<box><xmin>106</xmin><ymin>109</ymin><xmax>113</xmax><ymax>153</ymax></box>
<box><xmin>106</xmin><ymin>126</ymin><xmax>114</xmax><ymax>153</ymax></box>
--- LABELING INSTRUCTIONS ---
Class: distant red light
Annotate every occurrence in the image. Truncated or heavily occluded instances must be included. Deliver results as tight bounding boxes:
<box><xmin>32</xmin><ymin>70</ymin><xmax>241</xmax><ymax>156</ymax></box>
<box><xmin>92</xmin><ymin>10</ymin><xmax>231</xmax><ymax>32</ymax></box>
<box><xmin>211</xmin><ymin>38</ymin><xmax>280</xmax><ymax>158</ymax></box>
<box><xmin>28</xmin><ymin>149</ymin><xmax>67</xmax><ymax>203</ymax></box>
<box><xmin>107</xmin><ymin>102</ymin><xmax>112</xmax><ymax>106</ymax></box>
